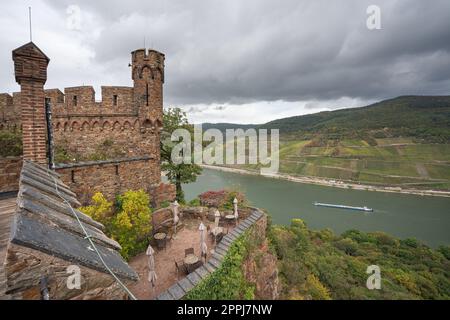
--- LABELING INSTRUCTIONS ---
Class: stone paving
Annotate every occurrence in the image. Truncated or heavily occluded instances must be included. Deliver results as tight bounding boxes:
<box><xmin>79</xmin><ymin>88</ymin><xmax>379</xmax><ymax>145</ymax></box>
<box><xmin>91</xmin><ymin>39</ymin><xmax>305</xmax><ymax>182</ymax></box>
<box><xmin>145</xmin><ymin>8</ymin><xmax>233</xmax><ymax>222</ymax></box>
<box><xmin>155</xmin><ymin>209</ymin><xmax>263</xmax><ymax>300</ymax></box>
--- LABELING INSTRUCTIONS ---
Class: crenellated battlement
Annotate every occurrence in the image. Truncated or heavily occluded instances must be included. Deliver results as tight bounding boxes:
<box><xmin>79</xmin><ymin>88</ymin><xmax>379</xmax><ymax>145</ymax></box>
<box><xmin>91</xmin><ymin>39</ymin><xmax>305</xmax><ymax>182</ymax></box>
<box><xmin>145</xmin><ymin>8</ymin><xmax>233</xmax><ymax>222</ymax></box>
<box><xmin>1</xmin><ymin>46</ymin><xmax>165</xmax><ymax>164</ymax></box>
<box><xmin>39</xmin><ymin>86</ymin><xmax>135</xmax><ymax>115</ymax></box>
<box><xmin>131</xmin><ymin>49</ymin><xmax>164</xmax><ymax>83</ymax></box>
<box><xmin>1</xmin><ymin>47</ymin><xmax>164</xmax><ymax>127</ymax></box>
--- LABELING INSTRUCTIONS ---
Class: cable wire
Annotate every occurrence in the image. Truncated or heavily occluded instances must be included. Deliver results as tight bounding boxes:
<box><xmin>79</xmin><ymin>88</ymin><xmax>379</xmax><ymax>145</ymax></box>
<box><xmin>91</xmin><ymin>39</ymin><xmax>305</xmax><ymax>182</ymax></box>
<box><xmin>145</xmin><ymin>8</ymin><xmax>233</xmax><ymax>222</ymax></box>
<box><xmin>44</xmin><ymin>168</ymin><xmax>138</xmax><ymax>300</ymax></box>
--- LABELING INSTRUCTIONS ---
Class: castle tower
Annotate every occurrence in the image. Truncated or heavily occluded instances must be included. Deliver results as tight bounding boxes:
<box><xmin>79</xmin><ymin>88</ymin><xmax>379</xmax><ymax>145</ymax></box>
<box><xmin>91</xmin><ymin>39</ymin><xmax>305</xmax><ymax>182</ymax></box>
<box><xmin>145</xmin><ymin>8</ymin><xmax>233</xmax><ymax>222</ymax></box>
<box><xmin>12</xmin><ymin>42</ymin><xmax>50</xmax><ymax>166</ymax></box>
<box><xmin>131</xmin><ymin>48</ymin><xmax>164</xmax><ymax>132</ymax></box>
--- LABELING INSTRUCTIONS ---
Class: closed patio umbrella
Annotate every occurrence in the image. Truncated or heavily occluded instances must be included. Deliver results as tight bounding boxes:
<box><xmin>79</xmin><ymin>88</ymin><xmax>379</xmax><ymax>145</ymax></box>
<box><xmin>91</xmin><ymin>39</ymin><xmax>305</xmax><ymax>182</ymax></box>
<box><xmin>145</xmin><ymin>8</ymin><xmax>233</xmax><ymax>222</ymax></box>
<box><xmin>233</xmin><ymin>197</ymin><xmax>238</xmax><ymax>220</ymax></box>
<box><xmin>199</xmin><ymin>222</ymin><xmax>207</xmax><ymax>261</ymax></box>
<box><xmin>146</xmin><ymin>244</ymin><xmax>157</xmax><ymax>289</ymax></box>
<box><xmin>171</xmin><ymin>200</ymin><xmax>180</xmax><ymax>238</ymax></box>
<box><xmin>214</xmin><ymin>209</ymin><xmax>220</xmax><ymax>229</ymax></box>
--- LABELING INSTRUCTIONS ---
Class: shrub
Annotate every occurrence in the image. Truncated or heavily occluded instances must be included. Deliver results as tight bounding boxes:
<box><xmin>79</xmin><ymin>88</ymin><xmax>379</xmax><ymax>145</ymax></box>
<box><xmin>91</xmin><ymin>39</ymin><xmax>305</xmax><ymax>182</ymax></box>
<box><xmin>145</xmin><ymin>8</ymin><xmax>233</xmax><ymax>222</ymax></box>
<box><xmin>199</xmin><ymin>190</ymin><xmax>226</xmax><ymax>207</ymax></box>
<box><xmin>0</xmin><ymin>130</ymin><xmax>22</xmax><ymax>157</ymax></box>
<box><xmin>198</xmin><ymin>189</ymin><xmax>247</xmax><ymax>209</ymax></box>
<box><xmin>342</xmin><ymin>229</ymin><xmax>375</xmax><ymax>244</ymax></box>
<box><xmin>159</xmin><ymin>200</ymin><xmax>170</xmax><ymax>208</ymax></box>
<box><xmin>79</xmin><ymin>192</ymin><xmax>113</xmax><ymax>225</ymax></box>
<box><xmin>334</xmin><ymin>238</ymin><xmax>358</xmax><ymax>256</ymax></box>
<box><xmin>79</xmin><ymin>190</ymin><xmax>152</xmax><ymax>260</ymax></box>
<box><xmin>371</xmin><ymin>232</ymin><xmax>399</xmax><ymax>247</ymax></box>
<box><xmin>305</xmin><ymin>274</ymin><xmax>331</xmax><ymax>300</ymax></box>
<box><xmin>401</xmin><ymin>238</ymin><xmax>419</xmax><ymax>248</ymax></box>
<box><xmin>111</xmin><ymin>190</ymin><xmax>153</xmax><ymax>259</ymax></box>
<box><xmin>188</xmin><ymin>198</ymin><xmax>201</xmax><ymax>206</ymax></box>
<box><xmin>438</xmin><ymin>245</ymin><xmax>450</xmax><ymax>260</ymax></box>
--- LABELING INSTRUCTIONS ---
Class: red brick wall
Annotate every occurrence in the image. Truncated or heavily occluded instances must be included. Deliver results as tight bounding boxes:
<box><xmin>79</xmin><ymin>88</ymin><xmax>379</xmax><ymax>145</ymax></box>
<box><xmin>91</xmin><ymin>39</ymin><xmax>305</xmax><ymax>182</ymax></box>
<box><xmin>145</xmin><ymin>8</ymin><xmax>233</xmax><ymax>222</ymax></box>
<box><xmin>12</xmin><ymin>42</ymin><xmax>49</xmax><ymax>166</ymax></box>
<box><xmin>19</xmin><ymin>81</ymin><xmax>48</xmax><ymax>165</ymax></box>
<box><xmin>0</xmin><ymin>156</ymin><xmax>22</xmax><ymax>193</ymax></box>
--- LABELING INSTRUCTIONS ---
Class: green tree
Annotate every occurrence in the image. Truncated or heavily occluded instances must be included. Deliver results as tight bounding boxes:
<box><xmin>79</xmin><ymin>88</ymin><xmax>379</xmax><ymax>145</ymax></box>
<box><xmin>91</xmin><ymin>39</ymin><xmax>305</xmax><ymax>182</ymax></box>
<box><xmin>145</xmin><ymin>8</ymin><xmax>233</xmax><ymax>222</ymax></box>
<box><xmin>161</xmin><ymin>108</ymin><xmax>202</xmax><ymax>203</ymax></box>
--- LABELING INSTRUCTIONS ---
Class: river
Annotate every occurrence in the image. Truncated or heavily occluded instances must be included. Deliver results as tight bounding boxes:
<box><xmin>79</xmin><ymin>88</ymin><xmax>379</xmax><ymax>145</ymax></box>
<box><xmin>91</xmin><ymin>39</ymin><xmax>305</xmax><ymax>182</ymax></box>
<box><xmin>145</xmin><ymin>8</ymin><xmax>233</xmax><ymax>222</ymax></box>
<box><xmin>182</xmin><ymin>168</ymin><xmax>450</xmax><ymax>247</ymax></box>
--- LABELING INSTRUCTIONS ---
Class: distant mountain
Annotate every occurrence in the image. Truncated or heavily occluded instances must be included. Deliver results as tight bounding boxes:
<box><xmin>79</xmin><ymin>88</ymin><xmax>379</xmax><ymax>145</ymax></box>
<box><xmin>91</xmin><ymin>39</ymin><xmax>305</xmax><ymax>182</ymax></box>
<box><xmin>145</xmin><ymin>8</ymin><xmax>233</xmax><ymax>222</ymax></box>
<box><xmin>202</xmin><ymin>96</ymin><xmax>450</xmax><ymax>143</ymax></box>
<box><xmin>200</xmin><ymin>122</ymin><xmax>257</xmax><ymax>133</ymax></box>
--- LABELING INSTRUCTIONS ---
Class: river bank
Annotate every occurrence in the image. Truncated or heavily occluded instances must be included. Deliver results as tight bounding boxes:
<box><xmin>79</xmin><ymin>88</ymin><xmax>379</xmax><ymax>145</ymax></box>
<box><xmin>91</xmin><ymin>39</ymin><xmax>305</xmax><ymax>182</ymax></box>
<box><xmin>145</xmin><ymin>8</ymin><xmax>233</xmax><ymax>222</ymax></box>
<box><xmin>200</xmin><ymin>165</ymin><xmax>450</xmax><ymax>198</ymax></box>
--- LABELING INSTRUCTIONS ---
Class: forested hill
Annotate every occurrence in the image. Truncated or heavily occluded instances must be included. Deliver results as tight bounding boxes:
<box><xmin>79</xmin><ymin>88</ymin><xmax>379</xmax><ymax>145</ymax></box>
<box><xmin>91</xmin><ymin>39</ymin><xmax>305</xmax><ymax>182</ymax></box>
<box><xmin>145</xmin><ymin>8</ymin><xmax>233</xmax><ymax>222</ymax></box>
<box><xmin>200</xmin><ymin>122</ymin><xmax>256</xmax><ymax>132</ymax></box>
<box><xmin>202</xmin><ymin>96</ymin><xmax>450</xmax><ymax>143</ymax></box>
<box><xmin>263</xmin><ymin>96</ymin><xmax>450</xmax><ymax>143</ymax></box>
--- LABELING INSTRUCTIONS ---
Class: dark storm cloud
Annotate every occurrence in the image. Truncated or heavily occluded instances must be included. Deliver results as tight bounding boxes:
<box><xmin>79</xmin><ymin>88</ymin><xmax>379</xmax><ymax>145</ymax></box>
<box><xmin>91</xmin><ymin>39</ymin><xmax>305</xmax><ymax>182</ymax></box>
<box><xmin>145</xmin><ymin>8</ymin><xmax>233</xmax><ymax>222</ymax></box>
<box><xmin>9</xmin><ymin>0</ymin><xmax>450</xmax><ymax>107</ymax></box>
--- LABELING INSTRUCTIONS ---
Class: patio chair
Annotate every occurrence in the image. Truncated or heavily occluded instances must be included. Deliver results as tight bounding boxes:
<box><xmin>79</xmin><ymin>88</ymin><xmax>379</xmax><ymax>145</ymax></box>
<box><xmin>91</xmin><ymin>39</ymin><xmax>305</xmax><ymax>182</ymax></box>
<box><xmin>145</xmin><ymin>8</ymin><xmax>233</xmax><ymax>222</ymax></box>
<box><xmin>216</xmin><ymin>231</ymin><xmax>226</xmax><ymax>243</ymax></box>
<box><xmin>174</xmin><ymin>259</ymin><xmax>187</xmax><ymax>279</ymax></box>
<box><xmin>187</xmin><ymin>260</ymin><xmax>203</xmax><ymax>274</ymax></box>
<box><xmin>216</xmin><ymin>234</ymin><xmax>223</xmax><ymax>243</ymax></box>
<box><xmin>194</xmin><ymin>260</ymin><xmax>204</xmax><ymax>269</ymax></box>
<box><xmin>156</xmin><ymin>238</ymin><xmax>166</xmax><ymax>250</ymax></box>
<box><xmin>185</xmin><ymin>248</ymin><xmax>195</xmax><ymax>257</ymax></box>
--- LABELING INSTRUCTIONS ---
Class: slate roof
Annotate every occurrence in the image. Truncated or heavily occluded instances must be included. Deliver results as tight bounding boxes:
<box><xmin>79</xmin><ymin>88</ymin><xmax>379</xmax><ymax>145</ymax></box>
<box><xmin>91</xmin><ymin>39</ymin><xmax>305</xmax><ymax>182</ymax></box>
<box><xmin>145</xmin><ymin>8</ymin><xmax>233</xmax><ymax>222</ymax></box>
<box><xmin>9</xmin><ymin>160</ymin><xmax>138</xmax><ymax>281</ymax></box>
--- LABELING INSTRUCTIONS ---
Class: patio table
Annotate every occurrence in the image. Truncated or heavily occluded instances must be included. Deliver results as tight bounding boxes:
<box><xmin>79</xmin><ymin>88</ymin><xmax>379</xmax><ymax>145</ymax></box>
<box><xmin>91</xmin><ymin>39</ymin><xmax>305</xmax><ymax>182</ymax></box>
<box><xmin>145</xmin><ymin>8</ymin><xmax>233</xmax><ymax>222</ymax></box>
<box><xmin>211</xmin><ymin>226</ymin><xmax>223</xmax><ymax>236</ymax></box>
<box><xmin>184</xmin><ymin>254</ymin><xmax>199</xmax><ymax>273</ymax></box>
<box><xmin>154</xmin><ymin>232</ymin><xmax>167</xmax><ymax>250</ymax></box>
<box><xmin>184</xmin><ymin>254</ymin><xmax>199</xmax><ymax>265</ymax></box>
<box><xmin>154</xmin><ymin>232</ymin><xmax>166</xmax><ymax>240</ymax></box>
<box><xmin>225</xmin><ymin>214</ymin><xmax>236</xmax><ymax>224</ymax></box>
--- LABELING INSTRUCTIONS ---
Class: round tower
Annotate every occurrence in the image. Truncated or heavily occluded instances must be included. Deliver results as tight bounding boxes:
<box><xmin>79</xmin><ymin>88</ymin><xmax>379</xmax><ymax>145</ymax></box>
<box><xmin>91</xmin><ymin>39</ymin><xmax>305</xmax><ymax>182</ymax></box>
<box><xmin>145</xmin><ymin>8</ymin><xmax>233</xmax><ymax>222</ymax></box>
<box><xmin>131</xmin><ymin>48</ymin><xmax>164</xmax><ymax>132</ymax></box>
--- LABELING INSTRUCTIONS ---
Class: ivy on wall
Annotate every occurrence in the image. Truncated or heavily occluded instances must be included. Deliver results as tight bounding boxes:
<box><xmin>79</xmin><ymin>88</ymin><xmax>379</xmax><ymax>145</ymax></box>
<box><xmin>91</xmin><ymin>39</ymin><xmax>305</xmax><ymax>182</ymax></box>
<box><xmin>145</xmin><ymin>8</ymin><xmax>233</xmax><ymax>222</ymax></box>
<box><xmin>185</xmin><ymin>232</ymin><xmax>255</xmax><ymax>300</ymax></box>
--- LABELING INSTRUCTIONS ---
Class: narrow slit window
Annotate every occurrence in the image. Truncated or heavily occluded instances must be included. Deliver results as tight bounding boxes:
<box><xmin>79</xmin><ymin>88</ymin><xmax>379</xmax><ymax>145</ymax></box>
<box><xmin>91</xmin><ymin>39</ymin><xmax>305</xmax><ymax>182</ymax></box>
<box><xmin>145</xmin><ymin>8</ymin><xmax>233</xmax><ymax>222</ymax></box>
<box><xmin>73</xmin><ymin>95</ymin><xmax>78</xmax><ymax>106</ymax></box>
<box><xmin>113</xmin><ymin>95</ymin><xmax>118</xmax><ymax>106</ymax></box>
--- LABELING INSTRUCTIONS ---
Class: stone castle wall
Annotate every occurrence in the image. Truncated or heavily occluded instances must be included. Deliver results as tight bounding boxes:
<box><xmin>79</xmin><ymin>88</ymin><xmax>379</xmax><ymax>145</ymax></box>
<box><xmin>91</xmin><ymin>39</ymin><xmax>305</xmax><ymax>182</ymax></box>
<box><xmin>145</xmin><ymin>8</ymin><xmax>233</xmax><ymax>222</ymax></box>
<box><xmin>55</xmin><ymin>157</ymin><xmax>174</xmax><ymax>207</ymax></box>
<box><xmin>0</xmin><ymin>156</ymin><xmax>22</xmax><ymax>193</ymax></box>
<box><xmin>0</xmin><ymin>47</ymin><xmax>174</xmax><ymax>204</ymax></box>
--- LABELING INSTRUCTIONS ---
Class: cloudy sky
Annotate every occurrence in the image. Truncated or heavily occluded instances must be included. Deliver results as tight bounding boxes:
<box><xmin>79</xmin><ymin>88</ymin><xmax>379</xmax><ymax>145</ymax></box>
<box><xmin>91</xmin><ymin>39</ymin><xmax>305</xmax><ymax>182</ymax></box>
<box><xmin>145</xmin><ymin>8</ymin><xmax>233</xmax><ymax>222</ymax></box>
<box><xmin>1</xmin><ymin>0</ymin><xmax>449</xmax><ymax>123</ymax></box>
